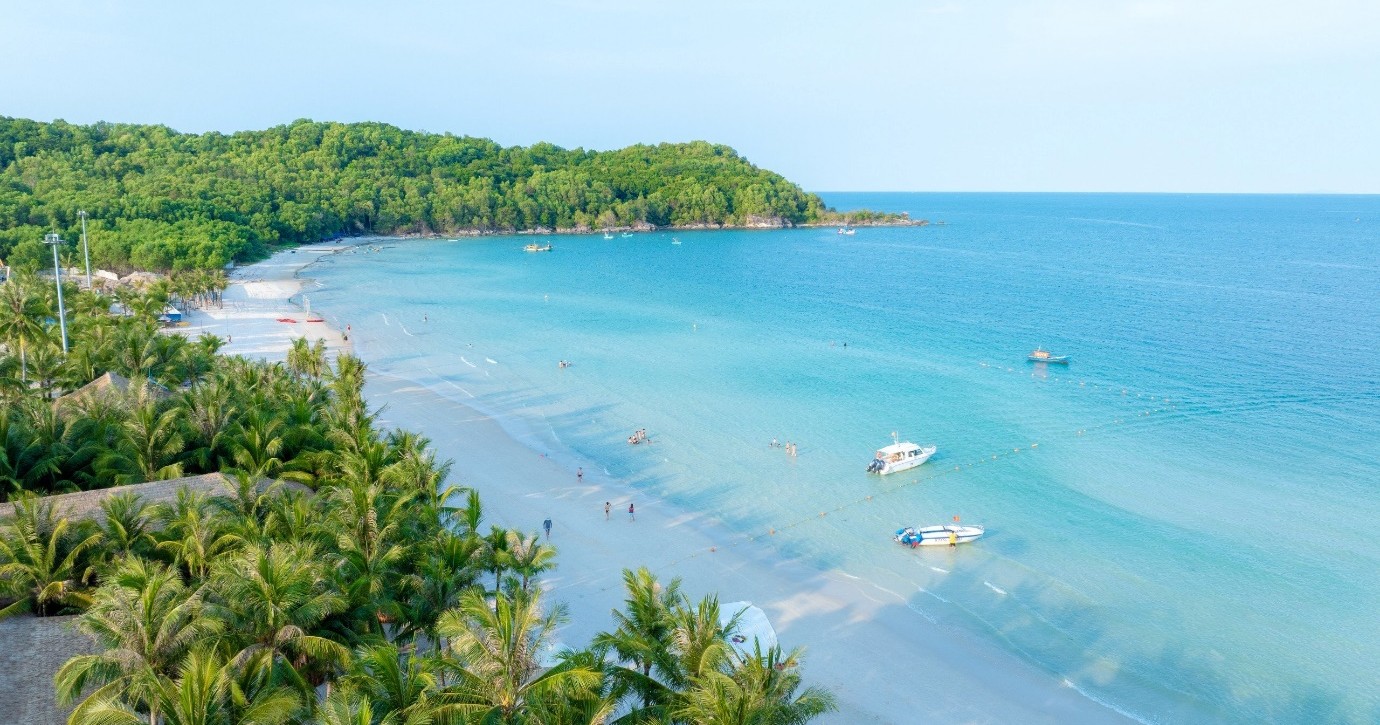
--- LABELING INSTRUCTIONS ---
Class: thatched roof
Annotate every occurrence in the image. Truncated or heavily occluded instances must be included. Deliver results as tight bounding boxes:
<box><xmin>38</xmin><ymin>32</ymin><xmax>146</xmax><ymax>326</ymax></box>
<box><xmin>0</xmin><ymin>614</ymin><xmax>95</xmax><ymax>725</ymax></box>
<box><xmin>56</xmin><ymin>371</ymin><xmax>172</xmax><ymax>408</ymax></box>
<box><xmin>0</xmin><ymin>473</ymin><xmax>308</xmax><ymax>524</ymax></box>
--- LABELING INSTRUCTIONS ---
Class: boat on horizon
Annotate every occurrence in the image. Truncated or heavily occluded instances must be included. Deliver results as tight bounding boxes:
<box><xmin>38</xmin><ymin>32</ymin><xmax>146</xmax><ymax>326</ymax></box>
<box><xmin>866</xmin><ymin>433</ymin><xmax>936</xmax><ymax>475</ymax></box>
<box><xmin>1027</xmin><ymin>348</ymin><xmax>1069</xmax><ymax>364</ymax></box>
<box><xmin>524</xmin><ymin>243</ymin><xmax>553</xmax><ymax>253</ymax></box>
<box><xmin>894</xmin><ymin>524</ymin><xmax>984</xmax><ymax>547</ymax></box>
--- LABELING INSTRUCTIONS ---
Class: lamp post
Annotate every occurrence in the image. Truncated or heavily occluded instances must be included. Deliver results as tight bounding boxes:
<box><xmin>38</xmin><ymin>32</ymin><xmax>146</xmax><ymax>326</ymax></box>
<box><xmin>43</xmin><ymin>233</ymin><xmax>69</xmax><ymax>354</ymax></box>
<box><xmin>78</xmin><ymin>210</ymin><xmax>92</xmax><ymax>289</ymax></box>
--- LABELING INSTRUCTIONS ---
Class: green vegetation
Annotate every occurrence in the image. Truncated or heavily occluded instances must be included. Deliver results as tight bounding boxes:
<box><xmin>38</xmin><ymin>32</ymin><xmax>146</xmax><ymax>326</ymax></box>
<box><xmin>0</xmin><ymin>116</ymin><xmax>850</xmax><ymax>273</ymax></box>
<box><xmin>0</xmin><ymin>274</ymin><xmax>836</xmax><ymax>723</ymax></box>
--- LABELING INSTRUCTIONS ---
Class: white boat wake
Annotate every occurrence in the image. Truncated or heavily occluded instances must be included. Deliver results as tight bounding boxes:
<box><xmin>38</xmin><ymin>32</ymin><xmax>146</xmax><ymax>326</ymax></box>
<box><xmin>984</xmin><ymin>582</ymin><xmax>1007</xmax><ymax>596</ymax></box>
<box><xmin>460</xmin><ymin>357</ymin><xmax>478</xmax><ymax>368</ymax></box>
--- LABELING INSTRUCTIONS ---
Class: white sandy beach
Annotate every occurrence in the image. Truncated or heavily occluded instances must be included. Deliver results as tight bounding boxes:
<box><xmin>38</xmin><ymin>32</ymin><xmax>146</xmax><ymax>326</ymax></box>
<box><xmin>203</xmin><ymin>245</ymin><xmax>1130</xmax><ymax>724</ymax></box>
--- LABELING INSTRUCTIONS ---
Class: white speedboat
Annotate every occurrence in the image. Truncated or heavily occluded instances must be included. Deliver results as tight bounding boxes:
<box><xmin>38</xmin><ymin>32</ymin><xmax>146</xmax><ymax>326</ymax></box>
<box><xmin>894</xmin><ymin>524</ymin><xmax>984</xmax><ymax>547</ymax></box>
<box><xmin>866</xmin><ymin>434</ymin><xmax>936</xmax><ymax>475</ymax></box>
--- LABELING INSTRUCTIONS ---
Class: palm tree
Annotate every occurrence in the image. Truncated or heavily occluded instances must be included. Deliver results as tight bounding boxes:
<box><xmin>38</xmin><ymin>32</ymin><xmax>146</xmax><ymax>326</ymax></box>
<box><xmin>436</xmin><ymin>588</ymin><xmax>601</xmax><ymax>723</ymax></box>
<box><xmin>592</xmin><ymin>567</ymin><xmax>684</xmax><ymax>706</ymax></box>
<box><xmin>0</xmin><ymin>274</ymin><xmax>45</xmax><ymax>382</ymax></box>
<box><xmin>55</xmin><ymin>558</ymin><xmax>219</xmax><ymax>725</ymax></box>
<box><xmin>340</xmin><ymin>642</ymin><xmax>457</xmax><ymax>725</ymax></box>
<box><xmin>506</xmin><ymin>531</ymin><xmax>557</xmax><ymax>593</ymax></box>
<box><xmin>229</xmin><ymin>408</ymin><xmax>289</xmax><ymax>479</ymax></box>
<box><xmin>397</xmin><ymin>530</ymin><xmax>480</xmax><ymax>648</ymax></box>
<box><xmin>478</xmin><ymin>525</ymin><xmax>516</xmax><ymax>597</ymax></box>
<box><xmin>314</xmin><ymin>687</ymin><xmax>383</xmax><ymax>725</ymax></box>
<box><xmin>672</xmin><ymin>644</ymin><xmax>837</xmax><ymax>725</ymax></box>
<box><xmin>97</xmin><ymin>491</ymin><xmax>158</xmax><ymax>561</ymax></box>
<box><xmin>322</xmin><ymin>478</ymin><xmax>414</xmax><ymax>636</ymax></box>
<box><xmin>155</xmin><ymin>488</ymin><xmax>242</xmax><ymax>580</ymax></box>
<box><xmin>101</xmin><ymin>401</ymin><xmax>187</xmax><ymax>484</ymax></box>
<box><xmin>208</xmin><ymin>542</ymin><xmax>350</xmax><ymax>699</ymax></box>
<box><xmin>0</xmin><ymin>413</ymin><xmax>60</xmax><ymax>498</ymax></box>
<box><xmin>73</xmin><ymin>647</ymin><xmax>303</xmax><ymax>725</ymax></box>
<box><xmin>0</xmin><ymin>493</ymin><xmax>102</xmax><ymax>617</ymax></box>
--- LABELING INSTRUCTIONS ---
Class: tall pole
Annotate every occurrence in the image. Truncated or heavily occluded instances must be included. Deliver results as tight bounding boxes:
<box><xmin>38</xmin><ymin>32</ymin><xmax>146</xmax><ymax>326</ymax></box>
<box><xmin>78</xmin><ymin>210</ymin><xmax>92</xmax><ymax>289</ymax></box>
<box><xmin>44</xmin><ymin>233</ymin><xmax>69</xmax><ymax>354</ymax></box>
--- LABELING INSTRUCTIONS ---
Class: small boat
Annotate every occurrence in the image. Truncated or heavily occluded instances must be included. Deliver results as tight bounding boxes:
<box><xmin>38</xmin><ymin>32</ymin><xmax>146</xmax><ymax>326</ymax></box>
<box><xmin>621</xmin><ymin>232</ymin><xmax>634</xmax><ymax>238</ymax></box>
<box><xmin>306</xmin><ymin>318</ymin><xmax>325</xmax><ymax>323</ymax></box>
<box><xmin>603</xmin><ymin>232</ymin><xmax>614</xmax><ymax>240</ymax></box>
<box><xmin>894</xmin><ymin>524</ymin><xmax>985</xmax><ymax>547</ymax></box>
<box><xmin>524</xmin><ymin>243</ymin><xmax>553</xmax><ymax>253</ymax></box>
<box><xmin>1027</xmin><ymin>348</ymin><xmax>1070</xmax><ymax>364</ymax></box>
<box><xmin>275</xmin><ymin>318</ymin><xmax>297</xmax><ymax>324</ymax></box>
<box><xmin>866</xmin><ymin>433</ymin><xmax>936</xmax><ymax>475</ymax></box>
<box><xmin>671</xmin><ymin>238</ymin><xmax>681</xmax><ymax>245</ymax></box>
<box><xmin>837</xmin><ymin>227</ymin><xmax>856</xmax><ymax>235</ymax></box>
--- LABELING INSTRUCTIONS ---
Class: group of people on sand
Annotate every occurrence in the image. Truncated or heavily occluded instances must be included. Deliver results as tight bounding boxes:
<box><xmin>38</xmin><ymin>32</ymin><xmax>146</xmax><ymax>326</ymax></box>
<box><xmin>627</xmin><ymin>428</ymin><xmax>648</xmax><ymax>445</ymax></box>
<box><xmin>770</xmin><ymin>438</ymin><xmax>798</xmax><ymax>457</ymax></box>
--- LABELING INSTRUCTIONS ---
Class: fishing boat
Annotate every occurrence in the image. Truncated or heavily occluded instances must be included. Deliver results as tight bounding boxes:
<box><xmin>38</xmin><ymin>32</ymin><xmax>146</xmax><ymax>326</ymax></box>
<box><xmin>866</xmin><ymin>433</ymin><xmax>937</xmax><ymax>475</ymax></box>
<box><xmin>603</xmin><ymin>232</ymin><xmax>614</xmax><ymax>240</ymax></box>
<box><xmin>524</xmin><ymin>243</ymin><xmax>553</xmax><ymax>253</ymax></box>
<box><xmin>837</xmin><ymin>227</ymin><xmax>856</xmax><ymax>235</ymax></box>
<box><xmin>621</xmin><ymin>232</ymin><xmax>634</xmax><ymax>238</ymax></box>
<box><xmin>1027</xmin><ymin>348</ymin><xmax>1069</xmax><ymax>364</ymax></box>
<box><xmin>894</xmin><ymin>524</ymin><xmax>985</xmax><ymax>547</ymax></box>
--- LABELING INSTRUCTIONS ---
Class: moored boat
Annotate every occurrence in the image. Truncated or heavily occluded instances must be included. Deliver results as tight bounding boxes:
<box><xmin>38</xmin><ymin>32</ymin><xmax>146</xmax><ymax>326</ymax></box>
<box><xmin>1027</xmin><ymin>347</ymin><xmax>1069</xmax><ymax>364</ymax></box>
<box><xmin>866</xmin><ymin>433</ymin><xmax>936</xmax><ymax>475</ymax></box>
<box><xmin>894</xmin><ymin>524</ymin><xmax>984</xmax><ymax>547</ymax></box>
<box><xmin>524</xmin><ymin>243</ymin><xmax>553</xmax><ymax>253</ymax></box>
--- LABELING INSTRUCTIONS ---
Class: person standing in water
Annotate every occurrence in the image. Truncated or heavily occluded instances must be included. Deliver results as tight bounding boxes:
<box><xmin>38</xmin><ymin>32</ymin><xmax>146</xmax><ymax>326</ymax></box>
<box><xmin>543</xmin><ymin>518</ymin><xmax>552</xmax><ymax>539</ymax></box>
<box><xmin>604</xmin><ymin>501</ymin><xmax>610</xmax><ymax>520</ymax></box>
<box><xmin>578</xmin><ymin>467</ymin><xmax>584</xmax><ymax>482</ymax></box>
<box><xmin>628</xmin><ymin>502</ymin><xmax>635</xmax><ymax>521</ymax></box>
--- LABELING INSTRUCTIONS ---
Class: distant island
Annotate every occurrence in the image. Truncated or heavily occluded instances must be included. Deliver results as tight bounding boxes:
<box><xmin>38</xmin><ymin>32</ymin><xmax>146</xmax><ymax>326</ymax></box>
<box><xmin>0</xmin><ymin>117</ymin><xmax>916</xmax><ymax>273</ymax></box>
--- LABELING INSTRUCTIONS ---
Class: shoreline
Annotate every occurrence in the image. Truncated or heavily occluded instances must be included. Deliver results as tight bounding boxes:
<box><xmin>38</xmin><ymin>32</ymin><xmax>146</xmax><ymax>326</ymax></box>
<box><xmin>221</xmin><ymin>244</ymin><xmax>1132</xmax><ymax>724</ymax></box>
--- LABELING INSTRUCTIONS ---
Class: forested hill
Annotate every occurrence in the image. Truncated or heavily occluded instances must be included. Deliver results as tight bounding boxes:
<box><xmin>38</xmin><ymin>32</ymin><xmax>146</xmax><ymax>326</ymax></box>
<box><xmin>0</xmin><ymin>116</ymin><xmax>833</xmax><ymax>272</ymax></box>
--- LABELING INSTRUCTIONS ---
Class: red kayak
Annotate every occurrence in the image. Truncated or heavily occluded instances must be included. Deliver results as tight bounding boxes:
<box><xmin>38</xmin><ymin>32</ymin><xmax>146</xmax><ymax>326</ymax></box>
<box><xmin>276</xmin><ymin>318</ymin><xmax>297</xmax><ymax>323</ymax></box>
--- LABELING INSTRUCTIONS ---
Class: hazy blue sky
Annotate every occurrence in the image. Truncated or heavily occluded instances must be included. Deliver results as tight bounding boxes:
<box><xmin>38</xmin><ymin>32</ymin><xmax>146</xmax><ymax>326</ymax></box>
<box><xmin>4</xmin><ymin>0</ymin><xmax>1378</xmax><ymax>192</ymax></box>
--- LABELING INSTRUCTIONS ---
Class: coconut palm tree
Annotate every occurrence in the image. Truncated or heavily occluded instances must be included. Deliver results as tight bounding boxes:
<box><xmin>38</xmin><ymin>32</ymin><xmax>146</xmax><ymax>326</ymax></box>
<box><xmin>478</xmin><ymin>525</ymin><xmax>517</xmax><ymax>597</ymax></box>
<box><xmin>397</xmin><ymin>529</ymin><xmax>481</xmax><ymax>648</ymax></box>
<box><xmin>506</xmin><ymin>531</ymin><xmax>557</xmax><ymax>594</ymax></box>
<box><xmin>322</xmin><ymin>478</ymin><xmax>414</xmax><ymax>636</ymax></box>
<box><xmin>208</xmin><ymin>542</ymin><xmax>350</xmax><ymax>698</ymax></box>
<box><xmin>592</xmin><ymin>567</ymin><xmax>684</xmax><ymax>706</ymax></box>
<box><xmin>314</xmin><ymin>687</ymin><xmax>383</xmax><ymax>725</ymax></box>
<box><xmin>0</xmin><ymin>413</ymin><xmax>59</xmax><ymax>497</ymax></box>
<box><xmin>672</xmin><ymin>644</ymin><xmax>836</xmax><ymax>725</ymax></box>
<box><xmin>0</xmin><ymin>274</ymin><xmax>45</xmax><ymax>382</ymax></box>
<box><xmin>155</xmin><ymin>488</ymin><xmax>242</xmax><ymax>580</ymax></box>
<box><xmin>97</xmin><ymin>491</ymin><xmax>158</xmax><ymax>562</ymax></box>
<box><xmin>436</xmin><ymin>588</ymin><xmax>601</xmax><ymax>723</ymax></box>
<box><xmin>73</xmin><ymin>647</ymin><xmax>303</xmax><ymax>725</ymax></box>
<box><xmin>228</xmin><ymin>408</ymin><xmax>288</xmax><ymax>479</ymax></box>
<box><xmin>0</xmin><ymin>493</ymin><xmax>102</xmax><ymax>617</ymax></box>
<box><xmin>55</xmin><ymin>557</ymin><xmax>219</xmax><ymax>725</ymax></box>
<box><xmin>101</xmin><ymin>401</ymin><xmax>187</xmax><ymax>484</ymax></box>
<box><xmin>340</xmin><ymin>641</ymin><xmax>458</xmax><ymax>725</ymax></box>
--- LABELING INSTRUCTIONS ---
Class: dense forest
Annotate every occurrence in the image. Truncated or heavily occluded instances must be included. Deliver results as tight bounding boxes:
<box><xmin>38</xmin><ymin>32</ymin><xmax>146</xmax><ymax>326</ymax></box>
<box><xmin>0</xmin><ymin>116</ymin><xmax>847</xmax><ymax>273</ymax></box>
<box><xmin>0</xmin><ymin>273</ymin><xmax>836</xmax><ymax>723</ymax></box>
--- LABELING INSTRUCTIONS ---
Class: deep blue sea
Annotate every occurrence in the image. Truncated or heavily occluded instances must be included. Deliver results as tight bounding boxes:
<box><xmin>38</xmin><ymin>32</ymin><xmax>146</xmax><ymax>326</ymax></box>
<box><xmin>307</xmin><ymin>193</ymin><xmax>1380</xmax><ymax>723</ymax></box>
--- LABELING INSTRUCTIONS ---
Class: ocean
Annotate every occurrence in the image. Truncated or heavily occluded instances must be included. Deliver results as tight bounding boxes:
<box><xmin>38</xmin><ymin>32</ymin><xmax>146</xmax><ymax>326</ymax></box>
<box><xmin>304</xmin><ymin>193</ymin><xmax>1380</xmax><ymax>723</ymax></box>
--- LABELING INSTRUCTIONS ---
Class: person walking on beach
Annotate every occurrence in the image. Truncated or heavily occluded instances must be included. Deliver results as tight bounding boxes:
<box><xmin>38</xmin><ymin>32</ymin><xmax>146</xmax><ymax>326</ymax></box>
<box><xmin>628</xmin><ymin>503</ymin><xmax>635</xmax><ymax>521</ymax></box>
<box><xmin>543</xmin><ymin>518</ymin><xmax>552</xmax><ymax>540</ymax></box>
<box><xmin>604</xmin><ymin>501</ymin><xmax>611</xmax><ymax>520</ymax></box>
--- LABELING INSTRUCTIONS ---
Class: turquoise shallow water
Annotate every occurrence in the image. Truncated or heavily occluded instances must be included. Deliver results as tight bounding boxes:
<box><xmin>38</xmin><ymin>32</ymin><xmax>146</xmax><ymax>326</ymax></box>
<box><xmin>306</xmin><ymin>193</ymin><xmax>1380</xmax><ymax>723</ymax></box>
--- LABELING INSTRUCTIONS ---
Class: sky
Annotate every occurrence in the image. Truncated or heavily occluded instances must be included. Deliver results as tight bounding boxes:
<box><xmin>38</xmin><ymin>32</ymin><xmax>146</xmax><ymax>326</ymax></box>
<box><xmin>3</xmin><ymin>0</ymin><xmax>1378</xmax><ymax>193</ymax></box>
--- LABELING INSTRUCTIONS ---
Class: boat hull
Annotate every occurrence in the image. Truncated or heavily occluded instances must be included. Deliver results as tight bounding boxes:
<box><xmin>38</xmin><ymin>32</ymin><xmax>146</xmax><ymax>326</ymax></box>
<box><xmin>868</xmin><ymin>445</ymin><xmax>936</xmax><ymax>475</ymax></box>
<box><xmin>894</xmin><ymin>525</ymin><xmax>984</xmax><ymax>547</ymax></box>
